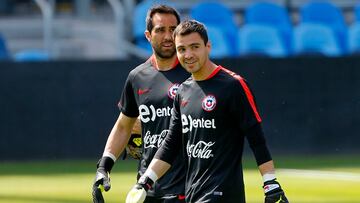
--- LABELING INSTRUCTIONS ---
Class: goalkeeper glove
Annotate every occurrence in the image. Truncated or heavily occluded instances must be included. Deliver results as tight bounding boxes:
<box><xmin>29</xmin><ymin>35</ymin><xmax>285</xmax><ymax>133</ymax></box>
<box><xmin>125</xmin><ymin>175</ymin><xmax>154</xmax><ymax>203</ymax></box>
<box><xmin>92</xmin><ymin>156</ymin><xmax>115</xmax><ymax>203</ymax></box>
<box><xmin>263</xmin><ymin>179</ymin><xmax>289</xmax><ymax>203</ymax></box>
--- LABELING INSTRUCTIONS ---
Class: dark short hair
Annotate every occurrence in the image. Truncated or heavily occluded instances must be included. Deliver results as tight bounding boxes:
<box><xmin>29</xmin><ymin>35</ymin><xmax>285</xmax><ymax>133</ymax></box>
<box><xmin>146</xmin><ymin>4</ymin><xmax>181</xmax><ymax>32</ymax></box>
<box><xmin>173</xmin><ymin>20</ymin><xmax>208</xmax><ymax>45</ymax></box>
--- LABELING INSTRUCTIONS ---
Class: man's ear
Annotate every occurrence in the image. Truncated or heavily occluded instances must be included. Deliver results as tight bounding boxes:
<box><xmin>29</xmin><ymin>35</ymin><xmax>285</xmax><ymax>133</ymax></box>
<box><xmin>206</xmin><ymin>41</ymin><xmax>212</xmax><ymax>52</ymax></box>
<box><xmin>145</xmin><ymin>30</ymin><xmax>151</xmax><ymax>42</ymax></box>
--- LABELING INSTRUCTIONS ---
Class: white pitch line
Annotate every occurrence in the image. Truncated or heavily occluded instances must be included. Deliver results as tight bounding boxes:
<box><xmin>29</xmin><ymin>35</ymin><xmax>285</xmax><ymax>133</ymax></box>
<box><xmin>277</xmin><ymin>169</ymin><xmax>360</xmax><ymax>182</ymax></box>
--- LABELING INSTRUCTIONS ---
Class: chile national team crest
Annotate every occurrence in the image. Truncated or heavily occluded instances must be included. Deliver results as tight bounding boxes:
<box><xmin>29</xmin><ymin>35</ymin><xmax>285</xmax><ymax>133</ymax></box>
<box><xmin>202</xmin><ymin>95</ymin><xmax>217</xmax><ymax>111</ymax></box>
<box><xmin>168</xmin><ymin>83</ymin><xmax>180</xmax><ymax>100</ymax></box>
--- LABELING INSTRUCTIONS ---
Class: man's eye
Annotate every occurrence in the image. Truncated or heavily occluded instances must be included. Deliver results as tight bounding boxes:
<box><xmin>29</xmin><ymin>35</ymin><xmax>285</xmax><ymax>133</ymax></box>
<box><xmin>155</xmin><ymin>29</ymin><xmax>164</xmax><ymax>33</ymax></box>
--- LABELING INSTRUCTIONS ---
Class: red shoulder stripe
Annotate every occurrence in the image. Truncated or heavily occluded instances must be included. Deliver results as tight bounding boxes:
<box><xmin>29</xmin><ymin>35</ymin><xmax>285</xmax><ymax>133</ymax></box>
<box><xmin>206</xmin><ymin>66</ymin><xmax>221</xmax><ymax>80</ymax></box>
<box><xmin>221</xmin><ymin>67</ymin><xmax>262</xmax><ymax>122</ymax></box>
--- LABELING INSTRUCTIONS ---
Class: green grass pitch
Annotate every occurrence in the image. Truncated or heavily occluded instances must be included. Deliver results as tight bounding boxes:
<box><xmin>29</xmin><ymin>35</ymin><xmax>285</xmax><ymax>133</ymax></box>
<box><xmin>0</xmin><ymin>154</ymin><xmax>359</xmax><ymax>203</ymax></box>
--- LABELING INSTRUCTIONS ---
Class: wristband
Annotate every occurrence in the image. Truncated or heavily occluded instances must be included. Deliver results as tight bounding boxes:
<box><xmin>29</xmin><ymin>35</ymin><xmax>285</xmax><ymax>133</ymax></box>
<box><xmin>262</xmin><ymin>173</ymin><xmax>276</xmax><ymax>182</ymax></box>
<box><xmin>143</xmin><ymin>169</ymin><xmax>159</xmax><ymax>182</ymax></box>
<box><xmin>98</xmin><ymin>156</ymin><xmax>115</xmax><ymax>172</ymax></box>
<box><xmin>103</xmin><ymin>151</ymin><xmax>117</xmax><ymax>162</ymax></box>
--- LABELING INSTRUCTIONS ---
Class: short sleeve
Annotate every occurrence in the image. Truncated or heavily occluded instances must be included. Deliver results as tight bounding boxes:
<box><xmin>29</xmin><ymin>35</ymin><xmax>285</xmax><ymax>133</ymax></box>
<box><xmin>118</xmin><ymin>74</ymin><xmax>139</xmax><ymax>118</ymax></box>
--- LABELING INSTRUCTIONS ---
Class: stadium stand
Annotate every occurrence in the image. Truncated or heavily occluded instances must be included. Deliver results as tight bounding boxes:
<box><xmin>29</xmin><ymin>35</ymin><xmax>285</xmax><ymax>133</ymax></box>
<box><xmin>3</xmin><ymin>0</ymin><xmax>360</xmax><ymax>59</ymax></box>
<box><xmin>348</xmin><ymin>23</ymin><xmax>360</xmax><ymax>54</ymax></box>
<box><xmin>299</xmin><ymin>1</ymin><xmax>348</xmax><ymax>53</ymax></box>
<box><xmin>238</xmin><ymin>24</ymin><xmax>287</xmax><ymax>57</ymax></box>
<box><xmin>206</xmin><ymin>25</ymin><xmax>232</xmax><ymax>59</ymax></box>
<box><xmin>0</xmin><ymin>33</ymin><xmax>9</xmax><ymax>60</ymax></box>
<box><xmin>243</xmin><ymin>1</ymin><xmax>293</xmax><ymax>54</ymax></box>
<box><xmin>14</xmin><ymin>49</ymin><xmax>50</xmax><ymax>62</ymax></box>
<box><xmin>132</xmin><ymin>0</ymin><xmax>158</xmax><ymax>54</ymax></box>
<box><xmin>355</xmin><ymin>3</ymin><xmax>360</xmax><ymax>22</ymax></box>
<box><xmin>293</xmin><ymin>23</ymin><xmax>341</xmax><ymax>57</ymax></box>
<box><xmin>189</xmin><ymin>1</ymin><xmax>239</xmax><ymax>56</ymax></box>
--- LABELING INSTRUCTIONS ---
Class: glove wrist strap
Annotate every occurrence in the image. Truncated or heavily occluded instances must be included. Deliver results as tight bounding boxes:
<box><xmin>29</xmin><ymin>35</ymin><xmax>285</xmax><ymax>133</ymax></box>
<box><xmin>97</xmin><ymin>156</ymin><xmax>115</xmax><ymax>173</ymax></box>
<box><xmin>103</xmin><ymin>151</ymin><xmax>117</xmax><ymax>162</ymax></box>
<box><xmin>138</xmin><ymin>176</ymin><xmax>154</xmax><ymax>191</ymax></box>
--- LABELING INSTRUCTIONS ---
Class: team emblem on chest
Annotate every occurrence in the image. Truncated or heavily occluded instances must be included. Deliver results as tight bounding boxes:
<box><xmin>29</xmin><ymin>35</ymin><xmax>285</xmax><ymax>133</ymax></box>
<box><xmin>168</xmin><ymin>83</ymin><xmax>180</xmax><ymax>100</ymax></box>
<box><xmin>202</xmin><ymin>95</ymin><xmax>217</xmax><ymax>111</ymax></box>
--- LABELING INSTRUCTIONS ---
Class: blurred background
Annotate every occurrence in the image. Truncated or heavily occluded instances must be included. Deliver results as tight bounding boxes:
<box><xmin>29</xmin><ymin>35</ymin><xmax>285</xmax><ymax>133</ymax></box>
<box><xmin>0</xmin><ymin>0</ymin><xmax>359</xmax><ymax>160</ymax></box>
<box><xmin>1</xmin><ymin>0</ymin><xmax>360</xmax><ymax>60</ymax></box>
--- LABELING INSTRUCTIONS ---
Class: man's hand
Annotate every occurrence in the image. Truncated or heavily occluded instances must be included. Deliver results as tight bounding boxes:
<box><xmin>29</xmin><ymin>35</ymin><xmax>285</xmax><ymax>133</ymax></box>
<box><xmin>263</xmin><ymin>179</ymin><xmax>289</xmax><ymax>203</ymax></box>
<box><xmin>92</xmin><ymin>156</ymin><xmax>115</xmax><ymax>203</ymax></box>
<box><xmin>126</xmin><ymin>176</ymin><xmax>154</xmax><ymax>203</ymax></box>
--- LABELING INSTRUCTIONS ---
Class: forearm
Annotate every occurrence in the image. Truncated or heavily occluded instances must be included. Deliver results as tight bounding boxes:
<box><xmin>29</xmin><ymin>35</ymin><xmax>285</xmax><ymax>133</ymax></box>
<box><xmin>246</xmin><ymin>123</ymin><xmax>272</xmax><ymax>165</ymax></box>
<box><xmin>146</xmin><ymin>158</ymin><xmax>171</xmax><ymax>180</ymax></box>
<box><xmin>260</xmin><ymin>160</ymin><xmax>289</xmax><ymax>202</ymax></box>
<box><xmin>104</xmin><ymin>113</ymin><xmax>136</xmax><ymax>159</ymax></box>
<box><xmin>259</xmin><ymin>160</ymin><xmax>275</xmax><ymax>176</ymax></box>
<box><xmin>131</xmin><ymin>117</ymin><xmax>142</xmax><ymax>135</ymax></box>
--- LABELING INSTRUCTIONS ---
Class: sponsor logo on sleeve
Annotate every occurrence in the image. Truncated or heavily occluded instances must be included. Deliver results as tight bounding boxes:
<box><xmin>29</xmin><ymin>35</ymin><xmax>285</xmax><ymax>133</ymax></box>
<box><xmin>137</xmin><ymin>88</ymin><xmax>150</xmax><ymax>95</ymax></box>
<box><xmin>180</xmin><ymin>99</ymin><xmax>189</xmax><ymax>107</ymax></box>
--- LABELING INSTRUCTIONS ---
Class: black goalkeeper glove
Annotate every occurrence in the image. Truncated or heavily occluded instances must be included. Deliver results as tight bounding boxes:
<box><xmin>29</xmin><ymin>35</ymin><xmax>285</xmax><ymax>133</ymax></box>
<box><xmin>125</xmin><ymin>175</ymin><xmax>154</xmax><ymax>203</ymax></box>
<box><xmin>263</xmin><ymin>179</ymin><xmax>289</xmax><ymax>203</ymax></box>
<box><xmin>92</xmin><ymin>157</ymin><xmax>115</xmax><ymax>203</ymax></box>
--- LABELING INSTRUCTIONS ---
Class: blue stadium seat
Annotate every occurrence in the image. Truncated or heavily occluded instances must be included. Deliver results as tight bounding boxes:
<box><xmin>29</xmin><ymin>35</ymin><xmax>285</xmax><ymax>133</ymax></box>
<box><xmin>0</xmin><ymin>33</ymin><xmax>9</xmax><ymax>60</ymax></box>
<box><xmin>244</xmin><ymin>1</ymin><xmax>293</xmax><ymax>54</ymax></box>
<box><xmin>348</xmin><ymin>23</ymin><xmax>360</xmax><ymax>54</ymax></box>
<box><xmin>300</xmin><ymin>1</ymin><xmax>347</xmax><ymax>53</ymax></box>
<box><xmin>238</xmin><ymin>24</ymin><xmax>287</xmax><ymax>58</ymax></box>
<box><xmin>355</xmin><ymin>4</ymin><xmax>360</xmax><ymax>22</ymax></box>
<box><xmin>14</xmin><ymin>49</ymin><xmax>50</xmax><ymax>62</ymax></box>
<box><xmin>190</xmin><ymin>1</ymin><xmax>238</xmax><ymax>56</ymax></box>
<box><xmin>206</xmin><ymin>25</ymin><xmax>232</xmax><ymax>59</ymax></box>
<box><xmin>293</xmin><ymin>23</ymin><xmax>341</xmax><ymax>57</ymax></box>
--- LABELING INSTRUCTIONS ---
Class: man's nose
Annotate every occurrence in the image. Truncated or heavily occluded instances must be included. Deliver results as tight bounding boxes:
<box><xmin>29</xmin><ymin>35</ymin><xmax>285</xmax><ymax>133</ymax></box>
<box><xmin>184</xmin><ymin>50</ymin><xmax>193</xmax><ymax>59</ymax></box>
<box><xmin>164</xmin><ymin>30</ymin><xmax>173</xmax><ymax>40</ymax></box>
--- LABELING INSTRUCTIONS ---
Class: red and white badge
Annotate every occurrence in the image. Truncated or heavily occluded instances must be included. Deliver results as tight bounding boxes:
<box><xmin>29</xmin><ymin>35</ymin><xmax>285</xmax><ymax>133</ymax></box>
<box><xmin>202</xmin><ymin>95</ymin><xmax>217</xmax><ymax>111</ymax></box>
<box><xmin>168</xmin><ymin>83</ymin><xmax>180</xmax><ymax>100</ymax></box>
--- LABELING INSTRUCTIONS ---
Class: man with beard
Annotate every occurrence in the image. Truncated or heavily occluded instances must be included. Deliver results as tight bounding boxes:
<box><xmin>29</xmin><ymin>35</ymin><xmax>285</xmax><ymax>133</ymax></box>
<box><xmin>92</xmin><ymin>5</ymin><xmax>189</xmax><ymax>203</ymax></box>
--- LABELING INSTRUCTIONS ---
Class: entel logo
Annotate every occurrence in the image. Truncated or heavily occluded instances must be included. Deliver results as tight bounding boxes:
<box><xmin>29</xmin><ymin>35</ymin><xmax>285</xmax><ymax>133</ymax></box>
<box><xmin>139</xmin><ymin>104</ymin><xmax>172</xmax><ymax>123</ymax></box>
<box><xmin>181</xmin><ymin>114</ymin><xmax>216</xmax><ymax>133</ymax></box>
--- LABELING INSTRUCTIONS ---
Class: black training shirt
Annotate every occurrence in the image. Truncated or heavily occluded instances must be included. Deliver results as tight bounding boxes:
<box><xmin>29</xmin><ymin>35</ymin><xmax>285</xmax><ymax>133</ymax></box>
<box><xmin>156</xmin><ymin>66</ymin><xmax>268</xmax><ymax>203</ymax></box>
<box><xmin>119</xmin><ymin>56</ymin><xmax>190</xmax><ymax>197</ymax></box>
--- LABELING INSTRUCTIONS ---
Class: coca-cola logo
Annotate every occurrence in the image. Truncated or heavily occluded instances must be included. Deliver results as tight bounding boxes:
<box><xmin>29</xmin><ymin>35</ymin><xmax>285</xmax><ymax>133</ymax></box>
<box><xmin>187</xmin><ymin>141</ymin><xmax>215</xmax><ymax>159</ymax></box>
<box><xmin>143</xmin><ymin>130</ymin><xmax>169</xmax><ymax>148</ymax></box>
